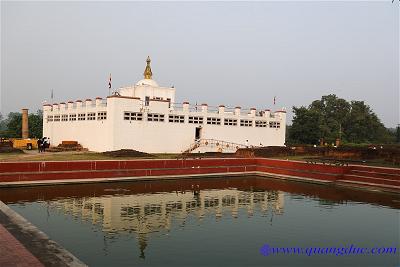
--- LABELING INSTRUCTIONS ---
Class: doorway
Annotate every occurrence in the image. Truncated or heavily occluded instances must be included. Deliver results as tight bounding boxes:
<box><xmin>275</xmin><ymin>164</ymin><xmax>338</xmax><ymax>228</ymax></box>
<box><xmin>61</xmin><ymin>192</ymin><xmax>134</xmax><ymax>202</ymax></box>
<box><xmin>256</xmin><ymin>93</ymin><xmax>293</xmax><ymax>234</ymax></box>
<box><xmin>195</xmin><ymin>127</ymin><xmax>202</xmax><ymax>140</ymax></box>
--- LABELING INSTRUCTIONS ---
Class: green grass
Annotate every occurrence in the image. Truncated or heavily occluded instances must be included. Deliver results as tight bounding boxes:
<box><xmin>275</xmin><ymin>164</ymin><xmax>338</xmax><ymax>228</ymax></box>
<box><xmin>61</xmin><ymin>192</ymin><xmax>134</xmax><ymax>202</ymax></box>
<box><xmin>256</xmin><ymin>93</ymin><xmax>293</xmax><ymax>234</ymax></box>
<box><xmin>0</xmin><ymin>151</ymin><xmax>181</xmax><ymax>162</ymax></box>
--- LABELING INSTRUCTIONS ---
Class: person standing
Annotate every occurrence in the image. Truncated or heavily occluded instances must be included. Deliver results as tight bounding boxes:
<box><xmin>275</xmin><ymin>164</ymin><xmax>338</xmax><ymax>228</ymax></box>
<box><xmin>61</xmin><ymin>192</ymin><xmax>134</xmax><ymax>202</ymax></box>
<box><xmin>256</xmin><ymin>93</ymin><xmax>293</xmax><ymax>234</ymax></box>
<box><xmin>37</xmin><ymin>138</ymin><xmax>42</xmax><ymax>153</ymax></box>
<box><xmin>42</xmin><ymin>137</ymin><xmax>47</xmax><ymax>152</ymax></box>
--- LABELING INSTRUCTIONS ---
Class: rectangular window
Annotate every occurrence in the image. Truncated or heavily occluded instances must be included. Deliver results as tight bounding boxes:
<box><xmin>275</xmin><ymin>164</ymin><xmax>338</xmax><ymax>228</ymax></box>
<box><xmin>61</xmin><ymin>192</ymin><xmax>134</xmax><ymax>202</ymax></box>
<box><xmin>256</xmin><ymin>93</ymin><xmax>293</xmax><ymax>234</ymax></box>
<box><xmin>168</xmin><ymin>115</ymin><xmax>185</xmax><ymax>123</ymax></box>
<box><xmin>47</xmin><ymin>115</ymin><xmax>53</xmax><ymax>122</ymax></box>
<box><xmin>188</xmin><ymin>116</ymin><xmax>203</xmax><ymax>124</ymax></box>
<box><xmin>87</xmin><ymin>112</ymin><xmax>96</xmax><ymax>120</ymax></box>
<box><xmin>269</xmin><ymin>121</ymin><xmax>281</xmax><ymax>128</ymax></box>
<box><xmin>97</xmin><ymin>111</ymin><xmax>107</xmax><ymax>120</ymax></box>
<box><xmin>147</xmin><ymin>113</ymin><xmax>165</xmax><ymax>122</ymax></box>
<box><xmin>224</xmin><ymin>118</ymin><xmax>237</xmax><ymax>126</ymax></box>
<box><xmin>240</xmin><ymin>119</ymin><xmax>253</xmax><ymax>127</ymax></box>
<box><xmin>69</xmin><ymin>114</ymin><xmax>77</xmax><ymax>121</ymax></box>
<box><xmin>207</xmin><ymin>117</ymin><xmax>221</xmax><ymax>125</ymax></box>
<box><xmin>61</xmin><ymin>114</ymin><xmax>68</xmax><ymax>121</ymax></box>
<box><xmin>124</xmin><ymin>112</ymin><xmax>143</xmax><ymax>121</ymax></box>
<box><xmin>78</xmin><ymin>113</ymin><xmax>86</xmax><ymax>121</ymax></box>
<box><xmin>145</xmin><ymin>96</ymin><xmax>150</xmax><ymax>106</ymax></box>
<box><xmin>53</xmin><ymin>115</ymin><xmax>60</xmax><ymax>122</ymax></box>
<box><xmin>255</xmin><ymin>120</ymin><xmax>268</xmax><ymax>127</ymax></box>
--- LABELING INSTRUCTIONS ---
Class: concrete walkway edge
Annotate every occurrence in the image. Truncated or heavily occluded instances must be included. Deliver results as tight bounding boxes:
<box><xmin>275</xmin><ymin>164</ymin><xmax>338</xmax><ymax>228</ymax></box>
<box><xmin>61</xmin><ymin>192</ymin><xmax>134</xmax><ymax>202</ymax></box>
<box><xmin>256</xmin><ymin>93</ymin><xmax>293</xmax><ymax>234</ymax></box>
<box><xmin>0</xmin><ymin>201</ymin><xmax>87</xmax><ymax>267</ymax></box>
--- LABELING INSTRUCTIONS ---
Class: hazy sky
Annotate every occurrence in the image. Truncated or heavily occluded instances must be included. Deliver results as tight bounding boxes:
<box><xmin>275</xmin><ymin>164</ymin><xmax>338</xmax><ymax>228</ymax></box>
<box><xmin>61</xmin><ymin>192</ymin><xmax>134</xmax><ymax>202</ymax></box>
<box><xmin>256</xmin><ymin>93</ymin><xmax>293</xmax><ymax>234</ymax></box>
<box><xmin>1</xmin><ymin>1</ymin><xmax>399</xmax><ymax>127</ymax></box>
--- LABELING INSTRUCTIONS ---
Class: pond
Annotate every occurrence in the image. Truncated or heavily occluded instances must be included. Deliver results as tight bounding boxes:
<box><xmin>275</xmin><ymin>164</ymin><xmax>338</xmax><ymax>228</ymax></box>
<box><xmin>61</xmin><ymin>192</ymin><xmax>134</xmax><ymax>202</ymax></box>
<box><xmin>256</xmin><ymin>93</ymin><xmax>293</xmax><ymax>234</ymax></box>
<box><xmin>1</xmin><ymin>176</ymin><xmax>399</xmax><ymax>267</ymax></box>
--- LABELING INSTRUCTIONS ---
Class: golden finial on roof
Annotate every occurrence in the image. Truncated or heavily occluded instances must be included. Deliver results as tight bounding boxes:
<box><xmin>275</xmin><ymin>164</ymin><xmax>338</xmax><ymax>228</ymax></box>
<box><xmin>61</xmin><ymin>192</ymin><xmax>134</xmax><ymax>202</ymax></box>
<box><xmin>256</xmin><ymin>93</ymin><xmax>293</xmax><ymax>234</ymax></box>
<box><xmin>143</xmin><ymin>56</ymin><xmax>153</xmax><ymax>79</ymax></box>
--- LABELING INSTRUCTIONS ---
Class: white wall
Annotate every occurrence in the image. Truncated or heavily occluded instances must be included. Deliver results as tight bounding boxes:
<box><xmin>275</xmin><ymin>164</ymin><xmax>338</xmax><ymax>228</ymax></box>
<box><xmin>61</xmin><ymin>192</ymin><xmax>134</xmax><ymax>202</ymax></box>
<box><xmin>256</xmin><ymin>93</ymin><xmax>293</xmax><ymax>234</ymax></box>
<box><xmin>43</xmin><ymin>100</ymin><xmax>112</xmax><ymax>151</ymax></box>
<box><xmin>43</xmin><ymin>91</ymin><xmax>286</xmax><ymax>153</ymax></box>
<box><xmin>119</xmin><ymin>84</ymin><xmax>176</xmax><ymax>103</ymax></box>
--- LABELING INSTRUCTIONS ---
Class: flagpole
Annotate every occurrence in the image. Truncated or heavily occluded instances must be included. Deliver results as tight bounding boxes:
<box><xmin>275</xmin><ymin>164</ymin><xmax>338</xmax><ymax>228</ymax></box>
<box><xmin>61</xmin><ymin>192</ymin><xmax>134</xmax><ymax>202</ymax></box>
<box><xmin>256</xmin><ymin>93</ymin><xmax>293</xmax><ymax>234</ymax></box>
<box><xmin>50</xmin><ymin>89</ymin><xmax>54</xmax><ymax>144</ymax></box>
<box><xmin>51</xmin><ymin>89</ymin><xmax>54</xmax><ymax>110</ymax></box>
<box><xmin>108</xmin><ymin>73</ymin><xmax>112</xmax><ymax>96</ymax></box>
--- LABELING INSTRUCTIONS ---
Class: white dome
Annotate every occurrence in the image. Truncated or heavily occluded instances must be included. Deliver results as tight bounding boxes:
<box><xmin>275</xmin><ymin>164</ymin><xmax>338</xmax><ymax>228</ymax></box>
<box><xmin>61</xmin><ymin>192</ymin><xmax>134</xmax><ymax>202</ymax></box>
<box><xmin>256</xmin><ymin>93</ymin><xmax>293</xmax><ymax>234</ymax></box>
<box><xmin>135</xmin><ymin>79</ymin><xmax>159</xmax><ymax>87</ymax></box>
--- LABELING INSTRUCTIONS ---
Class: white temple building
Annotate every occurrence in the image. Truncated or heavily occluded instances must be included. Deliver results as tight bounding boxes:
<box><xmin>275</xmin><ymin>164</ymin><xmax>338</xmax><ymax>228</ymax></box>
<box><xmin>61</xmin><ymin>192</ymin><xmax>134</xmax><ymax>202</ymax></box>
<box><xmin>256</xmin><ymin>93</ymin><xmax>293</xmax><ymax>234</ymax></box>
<box><xmin>43</xmin><ymin>57</ymin><xmax>286</xmax><ymax>153</ymax></box>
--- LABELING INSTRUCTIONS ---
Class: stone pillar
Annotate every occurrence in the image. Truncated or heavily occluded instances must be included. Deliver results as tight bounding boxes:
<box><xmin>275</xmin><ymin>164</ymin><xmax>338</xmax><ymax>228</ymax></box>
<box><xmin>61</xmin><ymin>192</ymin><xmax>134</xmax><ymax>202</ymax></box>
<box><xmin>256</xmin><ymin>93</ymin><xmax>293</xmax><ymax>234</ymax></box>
<box><xmin>67</xmin><ymin>101</ymin><xmax>74</xmax><ymax>109</ymax></box>
<box><xmin>201</xmin><ymin>103</ymin><xmax>208</xmax><ymax>113</ymax></box>
<box><xmin>183</xmin><ymin>101</ymin><xmax>189</xmax><ymax>113</ymax></box>
<box><xmin>85</xmin><ymin>99</ymin><xmax>92</xmax><ymax>107</ymax></box>
<box><xmin>250</xmin><ymin>108</ymin><xmax>256</xmax><ymax>117</ymax></box>
<box><xmin>218</xmin><ymin>105</ymin><xmax>225</xmax><ymax>114</ymax></box>
<box><xmin>42</xmin><ymin>104</ymin><xmax>52</xmax><ymax>112</ymax></box>
<box><xmin>95</xmin><ymin>97</ymin><xmax>103</xmax><ymax>107</ymax></box>
<box><xmin>76</xmin><ymin>100</ymin><xmax>82</xmax><ymax>108</ymax></box>
<box><xmin>234</xmin><ymin>106</ymin><xmax>241</xmax><ymax>116</ymax></box>
<box><xmin>21</xmin><ymin>108</ymin><xmax>29</xmax><ymax>139</ymax></box>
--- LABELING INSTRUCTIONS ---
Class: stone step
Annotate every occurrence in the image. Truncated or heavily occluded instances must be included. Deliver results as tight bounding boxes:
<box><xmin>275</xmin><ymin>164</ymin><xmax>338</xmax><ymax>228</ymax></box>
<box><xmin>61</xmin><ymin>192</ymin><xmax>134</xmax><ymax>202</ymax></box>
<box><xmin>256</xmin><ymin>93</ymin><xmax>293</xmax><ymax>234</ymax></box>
<box><xmin>349</xmin><ymin>170</ymin><xmax>400</xmax><ymax>180</ymax></box>
<box><xmin>350</xmin><ymin>165</ymin><xmax>400</xmax><ymax>175</ymax></box>
<box><xmin>341</xmin><ymin>174</ymin><xmax>400</xmax><ymax>187</ymax></box>
<box><xmin>256</xmin><ymin>165</ymin><xmax>340</xmax><ymax>182</ymax></box>
<box><xmin>337</xmin><ymin>179</ymin><xmax>400</xmax><ymax>193</ymax></box>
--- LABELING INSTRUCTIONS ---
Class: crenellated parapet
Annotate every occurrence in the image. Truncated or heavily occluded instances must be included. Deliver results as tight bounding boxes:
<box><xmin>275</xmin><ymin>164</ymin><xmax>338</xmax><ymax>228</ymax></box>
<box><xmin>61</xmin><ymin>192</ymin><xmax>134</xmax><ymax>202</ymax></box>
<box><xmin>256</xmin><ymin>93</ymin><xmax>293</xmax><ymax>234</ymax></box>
<box><xmin>167</xmin><ymin>101</ymin><xmax>285</xmax><ymax>121</ymax></box>
<box><xmin>43</xmin><ymin>97</ymin><xmax>285</xmax><ymax>126</ymax></box>
<box><xmin>43</xmin><ymin>98</ymin><xmax>108</xmax><ymax>112</ymax></box>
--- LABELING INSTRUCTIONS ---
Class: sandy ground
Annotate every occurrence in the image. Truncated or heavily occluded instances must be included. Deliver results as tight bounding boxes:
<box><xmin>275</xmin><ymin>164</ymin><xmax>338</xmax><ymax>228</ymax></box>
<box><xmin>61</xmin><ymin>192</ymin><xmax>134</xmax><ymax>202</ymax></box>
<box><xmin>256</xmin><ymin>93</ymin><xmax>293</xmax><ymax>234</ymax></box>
<box><xmin>0</xmin><ymin>150</ymin><xmax>177</xmax><ymax>162</ymax></box>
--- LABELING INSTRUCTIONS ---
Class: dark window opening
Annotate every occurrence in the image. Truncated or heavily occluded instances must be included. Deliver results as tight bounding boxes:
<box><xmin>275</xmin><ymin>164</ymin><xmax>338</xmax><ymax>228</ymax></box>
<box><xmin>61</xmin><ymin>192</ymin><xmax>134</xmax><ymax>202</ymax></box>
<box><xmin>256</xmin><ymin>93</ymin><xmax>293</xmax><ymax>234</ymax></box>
<box><xmin>195</xmin><ymin>127</ymin><xmax>202</xmax><ymax>140</ymax></box>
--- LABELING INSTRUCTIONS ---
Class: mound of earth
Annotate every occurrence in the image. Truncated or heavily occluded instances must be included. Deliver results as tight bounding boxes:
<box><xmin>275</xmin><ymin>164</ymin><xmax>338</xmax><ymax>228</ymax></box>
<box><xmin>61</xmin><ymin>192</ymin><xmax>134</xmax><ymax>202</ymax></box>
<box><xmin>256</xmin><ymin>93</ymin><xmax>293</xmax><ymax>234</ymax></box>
<box><xmin>102</xmin><ymin>149</ymin><xmax>154</xmax><ymax>158</ymax></box>
<box><xmin>0</xmin><ymin>146</ymin><xmax>24</xmax><ymax>153</ymax></box>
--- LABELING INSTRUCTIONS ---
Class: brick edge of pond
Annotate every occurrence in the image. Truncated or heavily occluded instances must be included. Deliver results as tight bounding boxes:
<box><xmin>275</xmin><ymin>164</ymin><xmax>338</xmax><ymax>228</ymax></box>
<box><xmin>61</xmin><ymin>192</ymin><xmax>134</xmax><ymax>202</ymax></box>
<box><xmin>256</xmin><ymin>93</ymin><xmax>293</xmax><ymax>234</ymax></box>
<box><xmin>0</xmin><ymin>158</ymin><xmax>398</xmax><ymax>194</ymax></box>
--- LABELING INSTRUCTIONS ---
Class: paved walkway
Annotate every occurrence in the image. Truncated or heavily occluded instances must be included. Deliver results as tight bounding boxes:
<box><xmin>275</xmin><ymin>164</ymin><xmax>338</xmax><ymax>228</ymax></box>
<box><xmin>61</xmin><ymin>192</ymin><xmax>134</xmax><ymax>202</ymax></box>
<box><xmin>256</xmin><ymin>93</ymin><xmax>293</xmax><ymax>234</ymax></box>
<box><xmin>0</xmin><ymin>223</ymin><xmax>43</xmax><ymax>267</ymax></box>
<box><xmin>0</xmin><ymin>201</ymin><xmax>87</xmax><ymax>267</ymax></box>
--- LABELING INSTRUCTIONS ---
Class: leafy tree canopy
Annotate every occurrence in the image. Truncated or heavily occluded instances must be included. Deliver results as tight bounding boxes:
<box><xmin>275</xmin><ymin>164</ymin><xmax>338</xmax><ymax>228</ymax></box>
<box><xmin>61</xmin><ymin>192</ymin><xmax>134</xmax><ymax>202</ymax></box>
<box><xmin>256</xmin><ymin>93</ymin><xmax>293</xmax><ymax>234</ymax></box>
<box><xmin>288</xmin><ymin>94</ymin><xmax>394</xmax><ymax>145</ymax></box>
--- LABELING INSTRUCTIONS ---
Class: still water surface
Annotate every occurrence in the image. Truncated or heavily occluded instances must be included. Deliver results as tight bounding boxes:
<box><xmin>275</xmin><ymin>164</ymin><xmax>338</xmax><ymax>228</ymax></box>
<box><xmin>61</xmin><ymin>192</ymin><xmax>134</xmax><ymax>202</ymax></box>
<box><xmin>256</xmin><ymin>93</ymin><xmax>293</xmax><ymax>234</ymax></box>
<box><xmin>1</xmin><ymin>176</ymin><xmax>399</xmax><ymax>267</ymax></box>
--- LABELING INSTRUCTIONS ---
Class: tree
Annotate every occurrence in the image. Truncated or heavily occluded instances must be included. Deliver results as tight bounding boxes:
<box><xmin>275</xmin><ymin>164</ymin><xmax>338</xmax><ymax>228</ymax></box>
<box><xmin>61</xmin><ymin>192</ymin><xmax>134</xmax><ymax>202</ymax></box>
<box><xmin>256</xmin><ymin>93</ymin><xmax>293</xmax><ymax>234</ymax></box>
<box><xmin>397</xmin><ymin>125</ymin><xmax>400</xmax><ymax>143</ymax></box>
<box><xmin>289</xmin><ymin>107</ymin><xmax>323</xmax><ymax>144</ymax></box>
<box><xmin>5</xmin><ymin>112</ymin><xmax>22</xmax><ymax>138</ymax></box>
<box><xmin>309</xmin><ymin>94</ymin><xmax>350</xmax><ymax>143</ymax></box>
<box><xmin>29</xmin><ymin>110</ymin><xmax>43</xmax><ymax>138</ymax></box>
<box><xmin>1</xmin><ymin>110</ymin><xmax>43</xmax><ymax>138</ymax></box>
<box><xmin>289</xmin><ymin>95</ymin><xmax>392</xmax><ymax>145</ymax></box>
<box><xmin>344</xmin><ymin>101</ymin><xmax>390</xmax><ymax>143</ymax></box>
<box><xmin>0</xmin><ymin>113</ymin><xmax>6</xmax><ymax>133</ymax></box>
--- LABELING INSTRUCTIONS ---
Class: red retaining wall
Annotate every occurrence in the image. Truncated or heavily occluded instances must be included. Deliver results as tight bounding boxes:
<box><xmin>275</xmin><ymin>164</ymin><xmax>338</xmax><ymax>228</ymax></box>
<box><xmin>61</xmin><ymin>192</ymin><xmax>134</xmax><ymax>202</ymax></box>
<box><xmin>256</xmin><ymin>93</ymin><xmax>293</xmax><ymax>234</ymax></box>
<box><xmin>0</xmin><ymin>158</ymin><xmax>398</xmax><ymax>192</ymax></box>
<box><xmin>256</xmin><ymin>158</ymin><xmax>348</xmax><ymax>174</ymax></box>
<box><xmin>0</xmin><ymin>158</ymin><xmax>257</xmax><ymax>173</ymax></box>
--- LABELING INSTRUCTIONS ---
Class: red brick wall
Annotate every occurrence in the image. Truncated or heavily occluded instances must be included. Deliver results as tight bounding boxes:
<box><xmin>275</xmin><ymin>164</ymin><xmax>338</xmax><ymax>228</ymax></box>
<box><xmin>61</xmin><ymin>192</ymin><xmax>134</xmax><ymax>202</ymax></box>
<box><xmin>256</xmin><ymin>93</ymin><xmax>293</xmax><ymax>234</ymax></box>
<box><xmin>0</xmin><ymin>158</ymin><xmax>397</xmax><ymax>188</ymax></box>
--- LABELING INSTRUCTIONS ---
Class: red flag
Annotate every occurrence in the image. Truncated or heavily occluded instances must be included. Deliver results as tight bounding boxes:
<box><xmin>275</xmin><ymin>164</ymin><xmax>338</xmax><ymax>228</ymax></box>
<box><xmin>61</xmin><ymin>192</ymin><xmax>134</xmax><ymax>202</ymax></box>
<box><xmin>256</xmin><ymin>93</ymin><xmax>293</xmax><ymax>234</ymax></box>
<box><xmin>108</xmin><ymin>74</ymin><xmax>112</xmax><ymax>89</ymax></box>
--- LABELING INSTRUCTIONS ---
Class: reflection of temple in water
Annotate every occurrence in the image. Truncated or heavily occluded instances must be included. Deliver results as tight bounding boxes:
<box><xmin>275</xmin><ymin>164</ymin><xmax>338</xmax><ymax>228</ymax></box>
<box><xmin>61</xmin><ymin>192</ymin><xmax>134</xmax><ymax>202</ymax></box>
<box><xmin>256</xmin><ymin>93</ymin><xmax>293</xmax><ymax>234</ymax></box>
<box><xmin>48</xmin><ymin>189</ymin><xmax>284</xmax><ymax>258</ymax></box>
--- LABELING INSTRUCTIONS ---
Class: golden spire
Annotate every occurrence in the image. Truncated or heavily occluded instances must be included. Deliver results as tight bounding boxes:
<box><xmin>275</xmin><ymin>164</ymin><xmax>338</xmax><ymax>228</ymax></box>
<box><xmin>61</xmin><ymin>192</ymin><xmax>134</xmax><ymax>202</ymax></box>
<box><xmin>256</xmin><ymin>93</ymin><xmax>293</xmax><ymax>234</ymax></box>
<box><xmin>143</xmin><ymin>56</ymin><xmax>153</xmax><ymax>79</ymax></box>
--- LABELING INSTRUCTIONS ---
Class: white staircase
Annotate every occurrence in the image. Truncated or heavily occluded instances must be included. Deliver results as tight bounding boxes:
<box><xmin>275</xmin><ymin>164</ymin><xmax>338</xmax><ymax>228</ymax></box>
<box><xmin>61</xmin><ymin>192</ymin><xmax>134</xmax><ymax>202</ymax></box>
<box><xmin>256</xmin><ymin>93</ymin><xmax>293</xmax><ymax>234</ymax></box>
<box><xmin>183</xmin><ymin>139</ymin><xmax>247</xmax><ymax>153</ymax></box>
